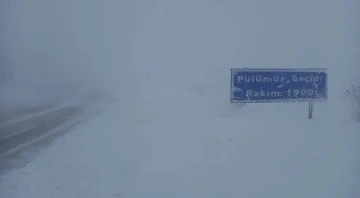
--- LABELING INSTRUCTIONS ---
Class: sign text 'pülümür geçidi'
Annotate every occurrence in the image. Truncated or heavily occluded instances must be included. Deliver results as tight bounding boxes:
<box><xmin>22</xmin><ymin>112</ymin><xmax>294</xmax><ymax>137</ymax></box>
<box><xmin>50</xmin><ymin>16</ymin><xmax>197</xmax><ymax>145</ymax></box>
<box><xmin>237</xmin><ymin>74</ymin><xmax>324</xmax><ymax>84</ymax></box>
<box><xmin>236</xmin><ymin>74</ymin><xmax>325</xmax><ymax>98</ymax></box>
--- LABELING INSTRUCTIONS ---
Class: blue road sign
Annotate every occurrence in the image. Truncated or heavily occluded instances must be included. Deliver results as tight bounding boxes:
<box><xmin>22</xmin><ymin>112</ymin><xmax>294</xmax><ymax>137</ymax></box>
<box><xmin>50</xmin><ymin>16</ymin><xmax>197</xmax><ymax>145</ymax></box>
<box><xmin>230</xmin><ymin>68</ymin><xmax>328</xmax><ymax>103</ymax></box>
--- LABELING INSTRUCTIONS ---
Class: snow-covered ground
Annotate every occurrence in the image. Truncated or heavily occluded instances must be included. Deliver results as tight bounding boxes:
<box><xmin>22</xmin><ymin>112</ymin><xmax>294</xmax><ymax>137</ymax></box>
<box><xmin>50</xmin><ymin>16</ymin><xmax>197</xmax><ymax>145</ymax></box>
<box><xmin>1</xmin><ymin>0</ymin><xmax>359</xmax><ymax>198</ymax></box>
<box><xmin>1</xmin><ymin>64</ymin><xmax>359</xmax><ymax>197</ymax></box>
<box><xmin>0</xmin><ymin>89</ymin><xmax>359</xmax><ymax>197</ymax></box>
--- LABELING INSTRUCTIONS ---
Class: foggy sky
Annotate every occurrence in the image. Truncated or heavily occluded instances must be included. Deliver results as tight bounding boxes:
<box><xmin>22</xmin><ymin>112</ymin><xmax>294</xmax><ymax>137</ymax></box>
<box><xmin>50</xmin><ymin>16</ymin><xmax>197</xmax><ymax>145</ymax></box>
<box><xmin>1</xmin><ymin>0</ymin><xmax>359</xmax><ymax>106</ymax></box>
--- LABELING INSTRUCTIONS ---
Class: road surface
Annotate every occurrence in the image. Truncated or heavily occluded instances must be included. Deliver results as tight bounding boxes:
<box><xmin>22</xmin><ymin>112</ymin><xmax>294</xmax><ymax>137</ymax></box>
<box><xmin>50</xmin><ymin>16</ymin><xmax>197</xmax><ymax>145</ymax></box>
<box><xmin>0</xmin><ymin>105</ymin><xmax>90</xmax><ymax>175</ymax></box>
<box><xmin>0</xmin><ymin>105</ymin><xmax>52</xmax><ymax>124</ymax></box>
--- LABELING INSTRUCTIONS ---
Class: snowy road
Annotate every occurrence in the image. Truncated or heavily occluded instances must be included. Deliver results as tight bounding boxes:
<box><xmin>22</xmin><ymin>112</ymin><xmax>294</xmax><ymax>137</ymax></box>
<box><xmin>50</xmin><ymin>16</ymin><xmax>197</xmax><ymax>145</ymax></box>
<box><xmin>0</xmin><ymin>104</ymin><xmax>93</xmax><ymax>175</ymax></box>
<box><xmin>0</xmin><ymin>105</ymin><xmax>52</xmax><ymax>124</ymax></box>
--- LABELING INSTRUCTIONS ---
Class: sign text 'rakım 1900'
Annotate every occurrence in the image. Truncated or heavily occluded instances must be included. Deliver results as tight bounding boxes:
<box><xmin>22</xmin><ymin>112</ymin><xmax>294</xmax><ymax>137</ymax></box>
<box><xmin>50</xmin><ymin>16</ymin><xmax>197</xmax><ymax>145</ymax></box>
<box><xmin>230</xmin><ymin>68</ymin><xmax>328</xmax><ymax>103</ymax></box>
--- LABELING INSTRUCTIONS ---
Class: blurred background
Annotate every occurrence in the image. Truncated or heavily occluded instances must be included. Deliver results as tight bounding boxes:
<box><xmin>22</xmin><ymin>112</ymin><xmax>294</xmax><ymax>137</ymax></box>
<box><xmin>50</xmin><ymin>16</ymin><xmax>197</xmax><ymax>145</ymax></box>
<box><xmin>0</xmin><ymin>0</ymin><xmax>134</xmax><ymax>108</ymax></box>
<box><xmin>0</xmin><ymin>1</ymin><xmax>359</xmax><ymax>196</ymax></box>
<box><xmin>0</xmin><ymin>0</ymin><xmax>359</xmax><ymax>109</ymax></box>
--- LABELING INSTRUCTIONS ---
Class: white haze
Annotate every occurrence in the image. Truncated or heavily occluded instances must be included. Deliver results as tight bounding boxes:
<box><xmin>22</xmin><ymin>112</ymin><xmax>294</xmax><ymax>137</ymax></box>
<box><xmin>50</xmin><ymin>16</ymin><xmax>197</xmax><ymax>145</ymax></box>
<box><xmin>1</xmin><ymin>0</ymin><xmax>359</xmax><ymax>109</ymax></box>
<box><xmin>0</xmin><ymin>1</ymin><xmax>359</xmax><ymax>197</ymax></box>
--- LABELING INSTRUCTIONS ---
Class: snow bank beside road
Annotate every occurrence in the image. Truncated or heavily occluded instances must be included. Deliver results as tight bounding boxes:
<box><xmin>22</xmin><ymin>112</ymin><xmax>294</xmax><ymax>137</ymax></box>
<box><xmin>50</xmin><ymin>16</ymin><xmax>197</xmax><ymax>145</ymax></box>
<box><xmin>128</xmin><ymin>104</ymin><xmax>360</xmax><ymax>198</ymax></box>
<box><xmin>0</xmin><ymin>98</ymin><xmax>359</xmax><ymax>198</ymax></box>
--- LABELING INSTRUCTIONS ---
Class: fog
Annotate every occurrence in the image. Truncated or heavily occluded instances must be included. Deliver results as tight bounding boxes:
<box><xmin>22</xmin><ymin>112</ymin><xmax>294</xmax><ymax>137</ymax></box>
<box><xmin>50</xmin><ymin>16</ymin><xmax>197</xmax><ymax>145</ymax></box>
<box><xmin>1</xmin><ymin>0</ymin><xmax>138</xmax><ymax>106</ymax></box>
<box><xmin>0</xmin><ymin>1</ymin><xmax>359</xmax><ymax>196</ymax></box>
<box><xmin>1</xmin><ymin>0</ymin><xmax>359</xmax><ymax>108</ymax></box>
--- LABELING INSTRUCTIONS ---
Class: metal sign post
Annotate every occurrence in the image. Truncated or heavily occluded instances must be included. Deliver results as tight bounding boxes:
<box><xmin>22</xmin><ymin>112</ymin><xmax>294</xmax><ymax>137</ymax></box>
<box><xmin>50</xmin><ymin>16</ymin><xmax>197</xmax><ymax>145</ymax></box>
<box><xmin>308</xmin><ymin>101</ymin><xmax>314</xmax><ymax>119</ymax></box>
